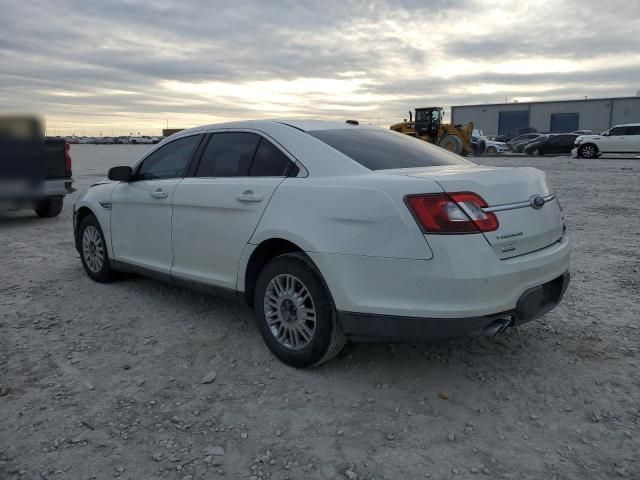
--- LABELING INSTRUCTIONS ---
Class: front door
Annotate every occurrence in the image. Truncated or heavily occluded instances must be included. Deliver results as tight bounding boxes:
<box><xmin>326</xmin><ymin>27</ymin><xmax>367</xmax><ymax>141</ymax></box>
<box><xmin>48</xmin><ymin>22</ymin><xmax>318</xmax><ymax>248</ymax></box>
<box><xmin>171</xmin><ymin>131</ymin><xmax>296</xmax><ymax>290</ymax></box>
<box><xmin>110</xmin><ymin>134</ymin><xmax>202</xmax><ymax>275</ymax></box>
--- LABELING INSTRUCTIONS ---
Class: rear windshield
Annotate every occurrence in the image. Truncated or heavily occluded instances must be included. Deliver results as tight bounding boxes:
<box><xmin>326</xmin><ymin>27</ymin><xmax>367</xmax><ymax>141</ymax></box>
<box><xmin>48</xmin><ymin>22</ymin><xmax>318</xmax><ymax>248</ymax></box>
<box><xmin>308</xmin><ymin>128</ymin><xmax>472</xmax><ymax>170</ymax></box>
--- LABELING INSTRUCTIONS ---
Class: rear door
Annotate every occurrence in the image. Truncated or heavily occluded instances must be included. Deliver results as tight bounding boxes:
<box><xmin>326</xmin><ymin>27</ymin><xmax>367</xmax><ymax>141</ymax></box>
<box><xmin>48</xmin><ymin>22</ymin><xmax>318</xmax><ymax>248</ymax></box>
<box><xmin>627</xmin><ymin>126</ymin><xmax>640</xmax><ymax>152</ymax></box>
<box><xmin>170</xmin><ymin>131</ymin><xmax>295</xmax><ymax>290</ymax></box>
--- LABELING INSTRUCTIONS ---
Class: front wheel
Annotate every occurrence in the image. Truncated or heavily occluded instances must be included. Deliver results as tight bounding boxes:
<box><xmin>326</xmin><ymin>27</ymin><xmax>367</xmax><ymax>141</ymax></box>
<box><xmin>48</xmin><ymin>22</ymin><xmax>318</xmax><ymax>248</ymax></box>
<box><xmin>579</xmin><ymin>144</ymin><xmax>598</xmax><ymax>159</ymax></box>
<box><xmin>34</xmin><ymin>197</ymin><xmax>63</xmax><ymax>217</ymax></box>
<box><xmin>254</xmin><ymin>253</ymin><xmax>346</xmax><ymax>368</ymax></box>
<box><xmin>486</xmin><ymin>146</ymin><xmax>497</xmax><ymax>155</ymax></box>
<box><xmin>438</xmin><ymin>134</ymin><xmax>464</xmax><ymax>155</ymax></box>
<box><xmin>532</xmin><ymin>148</ymin><xmax>543</xmax><ymax>156</ymax></box>
<box><xmin>78</xmin><ymin>214</ymin><xmax>117</xmax><ymax>282</ymax></box>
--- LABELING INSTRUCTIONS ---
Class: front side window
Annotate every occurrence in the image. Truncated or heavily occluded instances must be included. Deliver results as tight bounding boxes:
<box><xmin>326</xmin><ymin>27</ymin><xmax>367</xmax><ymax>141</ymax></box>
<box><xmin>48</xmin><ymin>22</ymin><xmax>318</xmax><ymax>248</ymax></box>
<box><xmin>626</xmin><ymin>126</ymin><xmax>640</xmax><ymax>135</ymax></box>
<box><xmin>308</xmin><ymin>128</ymin><xmax>471</xmax><ymax>170</ymax></box>
<box><xmin>196</xmin><ymin>132</ymin><xmax>260</xmax><ymax>177</ymax></box>
<box><xmin>137</xmin><ymin>135</ymin><xmax>201</xmax><ymax>180</ymax></box>
<box><xmin>608</xmin><ymin>127</ymin><xmax>628</xmax><ymax>136</ymax></box>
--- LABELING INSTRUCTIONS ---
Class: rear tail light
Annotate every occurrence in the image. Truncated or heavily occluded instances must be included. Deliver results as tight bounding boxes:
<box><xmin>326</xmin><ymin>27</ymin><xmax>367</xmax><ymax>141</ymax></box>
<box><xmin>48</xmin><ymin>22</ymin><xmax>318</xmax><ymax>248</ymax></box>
<box><xmin>405</xmin><ymin>192</ymin><xmax>498</xmax><ymax>234</ymax></box>
<box><xmin>64</xmin><ymin>142</ymin><xmax>72</xmax><ymax>172</ymax></box>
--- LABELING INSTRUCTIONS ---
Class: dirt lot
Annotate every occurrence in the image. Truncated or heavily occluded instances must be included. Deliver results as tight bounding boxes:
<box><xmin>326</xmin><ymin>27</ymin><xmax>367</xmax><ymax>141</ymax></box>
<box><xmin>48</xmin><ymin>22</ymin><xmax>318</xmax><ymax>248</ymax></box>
<box><xmin>1</xmin><ymin>145</ymin><xmax>639</xmax><ymax>480</ymax></box>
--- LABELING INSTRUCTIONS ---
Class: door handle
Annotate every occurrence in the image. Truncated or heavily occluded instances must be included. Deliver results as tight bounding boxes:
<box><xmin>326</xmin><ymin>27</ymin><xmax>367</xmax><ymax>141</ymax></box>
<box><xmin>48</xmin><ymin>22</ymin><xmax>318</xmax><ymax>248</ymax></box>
<box><xmin>235</xmin><ymin>190</ymin><xmax>263</xmax><ymax>203</ymax></box>
<box><xmin>150</xmin><ymin>189</ymin><xmax>168</xmax><ymax>199</ymax></box>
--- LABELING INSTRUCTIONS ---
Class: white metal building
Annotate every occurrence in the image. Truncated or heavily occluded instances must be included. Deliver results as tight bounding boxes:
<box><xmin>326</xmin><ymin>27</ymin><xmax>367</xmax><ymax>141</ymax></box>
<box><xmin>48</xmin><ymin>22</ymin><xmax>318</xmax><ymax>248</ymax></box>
<box><xmin>451</xmin><ymin>96</ymin><xmax>640</xmax><ymax>136</ymax></box>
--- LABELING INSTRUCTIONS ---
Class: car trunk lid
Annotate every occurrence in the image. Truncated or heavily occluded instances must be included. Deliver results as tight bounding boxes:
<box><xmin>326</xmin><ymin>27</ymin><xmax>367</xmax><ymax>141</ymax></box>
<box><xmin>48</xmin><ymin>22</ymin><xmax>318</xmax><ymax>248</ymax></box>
<box><xmin>380</xmin><ymin>165</ymin><xmax>565</xmax><ymax>259</ymax></box>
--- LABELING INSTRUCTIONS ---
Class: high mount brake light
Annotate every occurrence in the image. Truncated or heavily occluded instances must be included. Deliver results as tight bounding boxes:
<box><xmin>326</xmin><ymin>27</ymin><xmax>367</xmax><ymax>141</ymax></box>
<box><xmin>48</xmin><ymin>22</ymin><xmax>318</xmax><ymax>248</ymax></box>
<box><xmin>405</xmin><ymin>192</ymin><xmax>499</xmax><ymax>234</ymax></box>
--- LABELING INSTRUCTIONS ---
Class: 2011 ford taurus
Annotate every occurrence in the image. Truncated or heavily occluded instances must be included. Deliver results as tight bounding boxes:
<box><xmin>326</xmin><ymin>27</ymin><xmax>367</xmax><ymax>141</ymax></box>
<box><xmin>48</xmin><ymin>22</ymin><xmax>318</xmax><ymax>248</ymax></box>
<box><xmin>73</xmin><ymin>120</ymin><xmax>570</xmax><ymax>367</ymax></box>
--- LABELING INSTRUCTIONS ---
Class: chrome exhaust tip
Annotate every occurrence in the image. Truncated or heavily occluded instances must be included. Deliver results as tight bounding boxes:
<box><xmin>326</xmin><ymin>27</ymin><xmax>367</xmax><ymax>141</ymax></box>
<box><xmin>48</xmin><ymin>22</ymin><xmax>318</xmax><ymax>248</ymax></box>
<box><xmin>483</xmin><ymin>318</ymin><xmax>512</xmax><ymax>337</ymax></box>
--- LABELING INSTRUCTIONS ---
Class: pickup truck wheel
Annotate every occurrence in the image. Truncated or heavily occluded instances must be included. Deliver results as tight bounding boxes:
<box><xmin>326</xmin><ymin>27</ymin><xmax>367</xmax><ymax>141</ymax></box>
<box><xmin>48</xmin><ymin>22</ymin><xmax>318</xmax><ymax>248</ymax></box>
<box><xmin>254</xmin><ymin>253</ymin><xmax>346</xmax><ymax>368</ymax></box>
<box><xmin>34</xmin><ymin>196</ymin><xmax>63</xmax><ymax>218</ymax></box>
<box><xmin>79</xmin><ymin>214</ymin><xmax>116</xmax><ymax>282</ymax></box>
<box><xmin>579</xmin><ymin>144</ymin><xmax>598</xmax><ymax>159</ymax></box>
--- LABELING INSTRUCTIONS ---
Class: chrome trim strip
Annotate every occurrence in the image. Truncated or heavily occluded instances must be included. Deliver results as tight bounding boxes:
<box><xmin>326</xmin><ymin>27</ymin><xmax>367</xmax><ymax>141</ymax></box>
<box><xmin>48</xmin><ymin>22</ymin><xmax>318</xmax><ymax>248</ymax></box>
<box><xmin>482</xmin><ymin>194</ymin><xmax>555</xmax><ymax>213</ymax></box>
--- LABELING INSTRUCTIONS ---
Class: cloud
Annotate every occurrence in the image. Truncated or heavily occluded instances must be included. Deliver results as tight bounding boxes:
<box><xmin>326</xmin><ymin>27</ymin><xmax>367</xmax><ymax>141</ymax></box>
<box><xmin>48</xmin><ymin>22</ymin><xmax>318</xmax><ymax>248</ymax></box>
<box><xmin>0</xmin><ymin>0</ymin><xmax>638</xmax><ymax>134</ymax></box>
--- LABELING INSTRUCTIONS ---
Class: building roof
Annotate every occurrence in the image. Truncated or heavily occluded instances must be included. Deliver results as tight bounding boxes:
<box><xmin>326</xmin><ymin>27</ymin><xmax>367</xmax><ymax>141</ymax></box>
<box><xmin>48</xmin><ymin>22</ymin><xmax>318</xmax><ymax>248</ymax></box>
<box><xmin>451</xmin><ymin>96</ymin><xmax>640</xmax><ymax>109</ymax></box>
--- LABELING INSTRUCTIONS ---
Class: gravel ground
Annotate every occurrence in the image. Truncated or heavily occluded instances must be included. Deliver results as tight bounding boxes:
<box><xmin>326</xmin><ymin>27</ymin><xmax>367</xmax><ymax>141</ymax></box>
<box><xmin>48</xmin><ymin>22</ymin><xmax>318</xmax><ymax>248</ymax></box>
<box><xmin>1</xmin><ymin>145</ymin><xmax>639</xmax><ymax>480</ymax></box>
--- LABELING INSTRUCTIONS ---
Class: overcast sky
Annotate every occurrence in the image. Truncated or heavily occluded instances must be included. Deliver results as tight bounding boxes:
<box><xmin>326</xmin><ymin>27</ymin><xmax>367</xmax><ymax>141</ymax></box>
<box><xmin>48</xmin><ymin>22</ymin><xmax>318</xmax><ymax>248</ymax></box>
<box><xmin>1</xmin><ymin>0</ymin><xmax>639</xmax><ymax>135</ymax></box>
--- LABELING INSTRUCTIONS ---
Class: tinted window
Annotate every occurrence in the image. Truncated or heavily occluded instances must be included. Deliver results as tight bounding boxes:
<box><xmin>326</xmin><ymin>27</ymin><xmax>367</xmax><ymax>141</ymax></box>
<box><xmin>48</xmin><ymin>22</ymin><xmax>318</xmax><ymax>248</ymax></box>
<box><xmin>609</xmin><ymin>127</ymin><xmax>628</xmax><ymax>136</ymax></box>
<box><xmin>308</xmin><ymin>128</ymin><xmax>471</xmax><ymax>170</ymax></box>
<box><xmin>137</xmin><ymin>135</ymin><xmax>201</xmax><ymax>180</ymax></box>
<box><xmin>626</xmin><ymin>126</ymin><xmax>640</xmax><ymax>135</ymax></box>
<box><xmin>196</xmin><ymin>132</ymin><xmax>260</xmax><ymax>177</ymax></box>
<box><xmin>249</xmin><ymin>138</ymin><xmax>293</xmax><ymax>176</ymax></box>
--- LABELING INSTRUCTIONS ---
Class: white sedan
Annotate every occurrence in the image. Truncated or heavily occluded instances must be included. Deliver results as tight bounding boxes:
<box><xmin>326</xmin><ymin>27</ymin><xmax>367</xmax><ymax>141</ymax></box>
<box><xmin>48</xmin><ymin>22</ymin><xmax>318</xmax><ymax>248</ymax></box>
<box><xmin>73</xmin><ymin>120</ymin><xmax>570</xmax><ymax>367</ymax></box>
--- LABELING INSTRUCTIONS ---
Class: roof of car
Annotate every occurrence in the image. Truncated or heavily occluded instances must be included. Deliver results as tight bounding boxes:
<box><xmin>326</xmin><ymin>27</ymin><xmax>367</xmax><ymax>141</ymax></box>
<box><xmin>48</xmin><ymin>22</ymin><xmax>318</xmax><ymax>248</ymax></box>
<box><xmin>177</xmin><ymin>119</ymin><xmax>370</xmax><ymax>136</ymax></box>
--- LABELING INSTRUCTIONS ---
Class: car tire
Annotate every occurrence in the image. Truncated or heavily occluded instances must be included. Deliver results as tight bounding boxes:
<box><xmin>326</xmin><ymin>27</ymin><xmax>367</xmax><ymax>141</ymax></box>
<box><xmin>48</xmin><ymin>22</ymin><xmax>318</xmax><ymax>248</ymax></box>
<box><xmin>34</xmin><ymin>196</ymin><xmax>63</xmax><ymax>217</ymax></box>
<box><xmin>254</xmin><ymin>252</ymin><xmax>347</xmax><ymax>368</ymax></box>
<box><xmin>579</xmin><ymin>144</ymin><xmax>598</xmax><ymax>159</ymax></box>
<box><xmin>532</xmin><ymin>148</ymin><xmax>543</xmax><ymax>156</ymax></box>
<box><xmin>78</xmin><ymin>214</ymin><xmax>117</xmax><ymax>283</ymax></box>
<box><xmin>486</xmin><ymin>146</ymin><xmax>497</xmax><ymax>154</ymax></box>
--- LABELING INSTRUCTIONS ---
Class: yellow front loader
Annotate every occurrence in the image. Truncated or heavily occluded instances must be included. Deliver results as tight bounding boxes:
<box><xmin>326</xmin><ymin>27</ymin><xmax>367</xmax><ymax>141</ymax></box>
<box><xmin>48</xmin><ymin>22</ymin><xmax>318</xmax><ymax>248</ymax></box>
<box><xmin>390</xmin><ymin>107</ymin><xmax>476</xmax><ymax>156</ymax></box>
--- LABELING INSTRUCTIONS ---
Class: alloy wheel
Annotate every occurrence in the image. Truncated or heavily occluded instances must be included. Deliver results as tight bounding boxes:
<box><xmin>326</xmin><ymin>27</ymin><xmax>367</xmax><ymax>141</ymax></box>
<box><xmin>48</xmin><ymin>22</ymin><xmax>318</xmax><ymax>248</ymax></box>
<box><xmin>82</xmin><ymin>225</ymin><xmax>104</xmax><ymax>273</ymax></box>
<box><xmin>263</xmin><ymin>274</ymin><xmax>316</xmax><ymax>350</ymax></box>
<box><xmin>581</xmin><ymin>145</ymin><xmax>596</xmax><ymax>158</ymax></box>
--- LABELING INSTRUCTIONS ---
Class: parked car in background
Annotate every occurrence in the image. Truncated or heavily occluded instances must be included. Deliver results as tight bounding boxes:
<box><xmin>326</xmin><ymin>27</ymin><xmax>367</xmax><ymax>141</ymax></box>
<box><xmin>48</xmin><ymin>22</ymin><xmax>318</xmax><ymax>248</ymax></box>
<box><xmin>94</xmin><ymin>137</ymin><xmax>115</xmax><ymax>144</ymax></box>
<box><xmin>572</xmin><ymin>124</ymin><xmax>640</xmax><ymax>159</ymax></box>
<box><xmin>74</xmin><ymin>120</ymin><xmax>570</xmax><ymax>367</ymax></box>
<box><xmin>571</xmin><ymin>130</ymin><xmax>595</xmax><ymax>136</ymax></box>
<box><xmin>79</xmin><ymin>137</ymin><xmax>93</xmax><ymax>144</ymax></box>
<box><xmin>495</xmin><ymin>127</ymin><xmax>537</xmax><ymax>143</ymax></box>
<box><xmin>508</xmin><ymin>133</ymin><xmax>544</xmax><ymax>152</ymax></box>
<box><xmin>524</xmin><ymin>134</ymin><xmax>579</xmax><ymax>156</ymax></box>
<box><xmin>130</xmin><ymin>136</ymin><xmax>155</xmax><ymax>144</ymax></box>
<box><xmin>472</xmin><ymin>135</ymin><xmax>508</xmax><ymax>154</ymax></box>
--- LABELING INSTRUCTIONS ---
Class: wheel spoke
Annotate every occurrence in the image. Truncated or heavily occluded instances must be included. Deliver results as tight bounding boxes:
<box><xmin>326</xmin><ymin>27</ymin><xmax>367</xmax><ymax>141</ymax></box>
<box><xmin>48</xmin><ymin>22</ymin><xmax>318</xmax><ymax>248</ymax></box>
<box><xmin>263</xmin><ymin>273</ymin><xmax>317</xmax><ymax>351</ymax></box>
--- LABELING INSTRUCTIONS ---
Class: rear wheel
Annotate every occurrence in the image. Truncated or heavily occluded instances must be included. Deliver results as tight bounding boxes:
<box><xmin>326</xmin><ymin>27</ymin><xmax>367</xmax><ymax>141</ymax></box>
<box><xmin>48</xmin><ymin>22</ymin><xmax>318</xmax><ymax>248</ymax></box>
<box><xmin>438</xmin><ymin>134</ymin><xmax>463</xmax><ymax>155</ymax></box>
<box><xmin>254</xmin><ymin>253</ymin><xmax>346</xmax><ymax>368</ymax></box>
<box><xmin>78</xmin><ymin>214</ymin><xmax>117</xmax><ymax>282</ymax></box>
<box><xmin>34</xmin><ymin>196</ymin><xmax>63</xmax><ymax>217</ymax></box>
<box><xmin>579</xmin><ymin>144</ymin><xmax>598</xmax><ymax>159</ymax></box>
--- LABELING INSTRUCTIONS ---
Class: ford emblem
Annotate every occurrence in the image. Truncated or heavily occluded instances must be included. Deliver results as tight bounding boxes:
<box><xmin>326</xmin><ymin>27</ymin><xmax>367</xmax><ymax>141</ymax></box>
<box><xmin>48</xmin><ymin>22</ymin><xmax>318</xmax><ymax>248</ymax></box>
<box><xmin>530</xmin><ymin>195</ymin><xmax>545</xmax><ymax>209</ymax></box>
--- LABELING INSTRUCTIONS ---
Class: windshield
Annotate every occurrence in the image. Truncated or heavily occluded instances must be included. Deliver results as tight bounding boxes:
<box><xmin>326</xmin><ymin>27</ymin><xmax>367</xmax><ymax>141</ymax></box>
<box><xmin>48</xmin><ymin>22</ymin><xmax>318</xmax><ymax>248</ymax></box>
<box><xmin>308</xmin><ymin>128</ymin><xmax>473</xmax><ymax>170</ymax></box>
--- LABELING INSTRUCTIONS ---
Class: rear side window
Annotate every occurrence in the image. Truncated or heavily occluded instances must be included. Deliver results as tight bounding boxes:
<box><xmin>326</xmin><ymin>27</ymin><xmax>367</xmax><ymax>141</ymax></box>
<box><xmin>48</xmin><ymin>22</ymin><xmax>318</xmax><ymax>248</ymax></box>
<box><xmin>249</xmin><ymin>138</ymin><xmax>293</xmax><ymax>176</ymax></box>
<box><xmin>626</xmin><ymin>126</ymin><xmax>640</xmax><ymax>135</ymax></box>
<box><xmin>307</xmin><ymin>128</ymin><xmax>471</xmax><ymax>170</ymax></box>
<box><xmin>196</xmin><ymin>132</ymin><xmax>260</xmax><ymax>177</ymax></box>
<box><xmin>137</xmin><ymin>135</ymin><xmax>201</xmax><ymax>180</ymax></box>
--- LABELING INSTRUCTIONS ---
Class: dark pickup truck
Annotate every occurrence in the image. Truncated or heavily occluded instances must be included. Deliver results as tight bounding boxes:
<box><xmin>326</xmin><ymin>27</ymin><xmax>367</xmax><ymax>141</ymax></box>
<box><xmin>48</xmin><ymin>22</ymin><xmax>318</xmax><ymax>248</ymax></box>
<box><xmin>1</xmin><ymin>117</ymin><xmax>74</xmax><ymax>217</ymax></box>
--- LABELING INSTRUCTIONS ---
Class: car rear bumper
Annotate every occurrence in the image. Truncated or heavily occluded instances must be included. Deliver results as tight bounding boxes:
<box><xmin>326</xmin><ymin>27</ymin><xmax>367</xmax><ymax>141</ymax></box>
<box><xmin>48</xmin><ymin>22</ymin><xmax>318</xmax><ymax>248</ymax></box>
<box><xmin>308</xmin><ymin>231</ymin><xmax>570</xmax><ymax>322</ymax></box>
<box><xmin>338</xmin><ymin>271</ymin><xmax>570</xmax><ymax>339</ymax></box>
<box><xmin>44</xmin><ymin>178</ymin><xmax>75</xmax><ymax>196</ymax></box>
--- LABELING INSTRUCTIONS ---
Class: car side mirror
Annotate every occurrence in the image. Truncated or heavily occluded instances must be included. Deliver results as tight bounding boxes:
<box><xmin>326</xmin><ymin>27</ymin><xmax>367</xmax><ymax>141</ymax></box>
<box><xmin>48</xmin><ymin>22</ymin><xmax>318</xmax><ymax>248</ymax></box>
<box><xmin>602</xmin><ymin>131</ymin><xmax>609</xmax><ymax>136</ymax></box>
<box><xmin>108</xmin><ymin>165</ymin><xmax>133</xmax><ymax>182</ymax></box>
